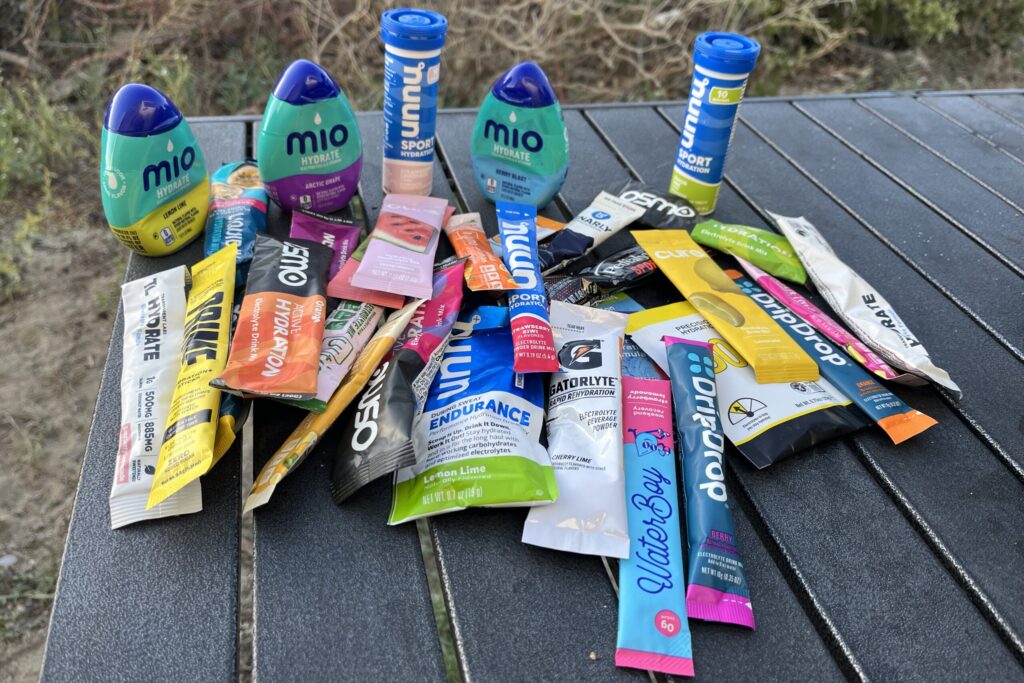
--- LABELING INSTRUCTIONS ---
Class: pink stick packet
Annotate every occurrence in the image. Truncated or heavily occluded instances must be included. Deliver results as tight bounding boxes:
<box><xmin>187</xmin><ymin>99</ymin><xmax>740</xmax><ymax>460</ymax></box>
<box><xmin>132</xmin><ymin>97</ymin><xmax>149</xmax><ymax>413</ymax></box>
<box><xmin>289</xmin><ymin>209</ymin><xmax>362</xmax><ymax>280</ymax></box>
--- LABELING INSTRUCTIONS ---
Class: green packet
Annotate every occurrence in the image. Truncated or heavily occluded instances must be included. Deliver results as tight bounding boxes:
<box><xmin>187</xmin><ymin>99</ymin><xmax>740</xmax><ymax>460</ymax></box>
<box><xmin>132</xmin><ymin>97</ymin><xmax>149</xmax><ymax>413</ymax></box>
<box><xmin>691</xmin><ymin>219</ymin><xmax>807</xmax><ymax>284</ymax></box>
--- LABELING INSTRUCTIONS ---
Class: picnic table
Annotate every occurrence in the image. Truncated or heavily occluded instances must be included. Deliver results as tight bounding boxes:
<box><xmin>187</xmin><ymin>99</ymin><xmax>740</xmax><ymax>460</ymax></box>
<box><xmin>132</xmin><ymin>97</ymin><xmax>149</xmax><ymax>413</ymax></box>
<box><xmin>42</xmin><ymin>89</ymin><xmax>1024</xmax><ymax>681</ymax></box>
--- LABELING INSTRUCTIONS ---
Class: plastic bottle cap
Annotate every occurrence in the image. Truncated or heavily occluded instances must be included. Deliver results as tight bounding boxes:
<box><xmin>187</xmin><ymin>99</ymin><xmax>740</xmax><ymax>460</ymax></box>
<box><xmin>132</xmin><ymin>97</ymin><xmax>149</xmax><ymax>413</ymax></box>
<box><xmin>694</xmin><ymin>32</ymin><xmax>761</xmax><ymax>75</ymax></box>
<box><xmin>490</xmin><ymin>62</ymin><xmax>558</xmax><ymax>108</ymax></box>
<box><xmin>381</xmin><ymin>8</ymin><xmax>448</xmax><ymax>51</ymax></box>
<box><xmin>271</xmin><ymin>59</ymin><xmax>342</xmax><ymax>105</ymax></box>
<box><xmin>103</xmin><ymin>83</ymin><xmax>182</xmax><ymax>137</ymax></box>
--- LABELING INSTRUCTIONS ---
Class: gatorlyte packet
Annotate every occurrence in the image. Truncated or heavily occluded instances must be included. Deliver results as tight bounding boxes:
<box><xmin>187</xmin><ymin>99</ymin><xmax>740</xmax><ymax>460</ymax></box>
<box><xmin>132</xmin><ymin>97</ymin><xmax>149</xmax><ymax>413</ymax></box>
<box><xmin>522</xmin><ymin>301</ymin><xmax>630</xmax><ymax>558</ymax></box>
<box><xmin>770</xmin><ymin>213</ymin><xmax>960</xmax><ymax>397</ymax></box>
<box><xmin>326</xmin><ymin>233</ymin><xmax>406</xmax><ymax>308</ymax></box>
<box><xmin>388</xmin><ymin>306</ymin><xmax>557</xmax><ymax>524</ymax></box>
<box><xmin>665</xmin><ymin>336</ymin><xmax>754</xmax><ymax>629</ymax></box>
<box><xmin>732</xmin><ymin>270</ymin><xmax>937</xmax><ymax>444</ymax></box>
<box><xmin>245</xmin><ymin>299</ymin><xmax>422</xmax><ymax>513</ymax></box>
<box><xmin>147</xmin><ymin>244</ymin><xmax>237</xmax><ymax>509</ymax></box>
<box><xmin>443</xmin><ymin>212</ymin><xmax>518</xmax><ymax>291</ymax></box>
<box><xmin>497</xmin><ymin>202</ymin><xmax>559</xmax><ymax>373</ymax></box>
<box><xmin>289</xmin><ymin>209</ymin><xmax>363</xmax><ymax>280</ymax></box>
<box><xmin>629</xmin><ymin>302</ymin><xmax>865</xmax><ymax>468</ymax></box>
<box><xmin>538</xmin><ymin>191</ymin><xmax>643</xmax><ymax>273</ymax></box>
<box><xmin>691</xmin><ymin>219</ymin><xmax>806</xmax><ymax>284</ymax></box>
<box><xmin>633</xmin><ymin>230</ymin><xmax>818</xmax><ymax>384</ymax></box>
<box><xmin>543</xmin><ymin>274</ymin><xmax>601</xmax><ymax>305</ymax></box>
<box><xmin>110</xmin><ymin>266</ymin><xmax>201</xmax><ymax>528</ymax></box>
<box><xmin>616</xmin><ymin>374</ymin><xmax>694</xmax><ymax>676</ymax></box>
<box><xmin>331</xmin><ymin>261</ymin><xmax>467</xmax><ymax>504</ymax></box>
<box><xmin>280</xmin><ymin>300</ymin><xmax>384</xmax><ymax>413</ymax></box>
<box><xmin>213</xmin><ymin>234</ymin><xmax>331</xmax><ymax>401</ymax></box>
<box><xmin>204</xmin><ymin>160</ymin><xmax>267</xmax><ymax>286</ymax></box>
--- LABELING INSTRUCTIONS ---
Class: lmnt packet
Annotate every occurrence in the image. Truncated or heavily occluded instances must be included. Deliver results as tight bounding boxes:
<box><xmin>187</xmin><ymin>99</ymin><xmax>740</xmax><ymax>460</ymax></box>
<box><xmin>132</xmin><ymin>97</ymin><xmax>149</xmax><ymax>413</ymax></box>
<box><xmin>245</xmin><ymin>298</ymin><xmax>422</xmax><ymax>513</ymax></box>
<box><xmin>665</xmin><ymin>336</ymin><xmax>754</xmax><ymax>629</ymax></box>
<box><xmin>444</xmin><ymin>212</ymin><xmax>518</xmax><ymax>291</ymax></box>
<box><xmin>770</xmin><ymin>212</ymin><xmax>960</xmax><ymax>397</ymax></box>
<box><xmin>213</xmin><ymin>234</ymin><xmax>331</xmax><ymax>401</ymax></box>
<box><xmin>522</xmin><ymin>301</ymin><xmax>630</xmax><ymax>558</ymax></box>
<box><xmin>147</xmin><ymin>244</ymin><xmax>237</xmax><ymax>509</ymax></box>
<box><xmin>538</xmin><ymin>191</ymin><xmax>643</xmax><ymax>273</ymax></box>
<box><xmin>290</xmin><ymin>209</ymin><xmax>362</xmax><ymax>280</ymax></box>
<box><xmin>388</xmin><ymin>306</ymin><xmax>557</xmax><ymax>524</ymax></box>
<box><xmin>204</xmin><ymin>160</ymin><xmax>267</xmax><ymax>286</ymax></box>
<box><xmin>691</xmin><ymin>219</ymin><xmax>806</xmax><ymax>284</ymax></box>
<box><xmin>111</xmin><ymin>266</ymin><xmax>201</xmax><ymax>528</ymax></box>
<box><xmin>633</xmin><ymin>230</ymin><xmax>818</xmax><ymax>384</ymax></box>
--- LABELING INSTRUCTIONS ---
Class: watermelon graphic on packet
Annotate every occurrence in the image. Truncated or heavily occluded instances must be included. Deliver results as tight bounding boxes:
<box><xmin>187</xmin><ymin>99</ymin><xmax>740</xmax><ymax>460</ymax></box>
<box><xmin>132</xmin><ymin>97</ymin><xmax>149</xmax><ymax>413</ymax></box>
<box><xmin>372</xmin><ymin>211</ymin><xmax>436</xmax><ymax>253</ymax></box>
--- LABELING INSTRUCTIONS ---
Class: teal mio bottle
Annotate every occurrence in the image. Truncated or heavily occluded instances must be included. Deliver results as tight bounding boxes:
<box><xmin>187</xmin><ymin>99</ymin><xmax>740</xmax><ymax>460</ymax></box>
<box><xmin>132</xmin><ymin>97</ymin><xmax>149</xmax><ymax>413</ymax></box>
<box><xmin>471</xmin><ymin>62</ymin><xmax>568</xmax><ymax>208</ymax></box>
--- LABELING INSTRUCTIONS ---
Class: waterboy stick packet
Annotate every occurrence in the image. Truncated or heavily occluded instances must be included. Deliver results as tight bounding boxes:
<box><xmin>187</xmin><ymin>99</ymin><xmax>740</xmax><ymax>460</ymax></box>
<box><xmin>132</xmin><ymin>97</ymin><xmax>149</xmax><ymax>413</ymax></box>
<box><xmin>110</xmin><ymin>265</ymin><xmax>201</xmax><ymax>528</ymax></box>
<box><xmin>633</xmin><ymin>229</ymin><xmax>818</xmax><ymax>384</ymax></box>
<box><xmin>147</xmin><ymin>244</ymin><xmax>237</xmax><ymax>509</ymax></box>
<box><xmin>213</xmin><ymin>234</ymin><xmax>331</xmax><ymax>401</ymax></box>
<box><xmin>204</xmin><ymin>160</ymin><xmax>267</xmax><ymax>287</ymax></box>
<box><xmin>538</xmin><ymin>191</ymin><xmax>643</xmax><ymax>274</ymax></box>
<box><xmin>522</xmin><ymin>301</ymin><xmax>631</xmax><ymax>558</ymax></box>
<box><xmin>290</xmin><ymin>209</ymin><xmax>363</xmax><ymax>280</ymax></box>
<box><xmin>443</xmin><ymin>212</ymin><xmax>518</xmax><ymax>291</ymax></box>
<box><xmin>691</xmin><ymin>219</ymin><xmax>807</xmax><ymax>284</ymax></box>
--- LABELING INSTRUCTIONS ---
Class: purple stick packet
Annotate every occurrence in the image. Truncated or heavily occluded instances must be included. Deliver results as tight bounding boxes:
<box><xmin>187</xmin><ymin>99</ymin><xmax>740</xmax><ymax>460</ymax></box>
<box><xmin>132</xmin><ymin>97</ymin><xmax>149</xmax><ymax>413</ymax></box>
<box><xmin>290</xmin><ymin>209</ymin><xmax>363</xmax><ymax>280</ymax></box>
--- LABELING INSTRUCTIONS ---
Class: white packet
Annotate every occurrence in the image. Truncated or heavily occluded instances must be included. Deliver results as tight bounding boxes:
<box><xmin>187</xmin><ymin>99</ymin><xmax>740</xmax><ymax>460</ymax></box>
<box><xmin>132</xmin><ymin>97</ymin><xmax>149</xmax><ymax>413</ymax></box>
<box><xmin>522</xmin><ymin>301</ymin><xmax>630</xmax><ymax>558</ymax></box>
<box><xmin>110</xmin><ymin>266</ymin><xmax>202</xmax><ymax>529</ymax></box>
<box><xmin>770</xmin><ymin>213</ymin><xmax>960</xmax><ymax>398</ymax></box>
<box><xmin>538</xmin><ymin>191</ymin><xmax>644</xmax><ymax>274</ymax></box>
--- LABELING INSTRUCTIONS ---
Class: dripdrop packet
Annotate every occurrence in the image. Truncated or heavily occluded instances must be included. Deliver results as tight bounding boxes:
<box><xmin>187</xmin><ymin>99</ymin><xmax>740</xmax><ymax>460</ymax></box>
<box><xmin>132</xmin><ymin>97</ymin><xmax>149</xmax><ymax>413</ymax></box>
<box><xmin>691</xmin><ymin>219</ymin><xmax>806</xmax><ymax>284</ymax></box>
<box><xmin>289</xmin><ymin>209</ymin><xmax>362</xmax><ymax>280</ymax></box>
<box><xmin>443</xmin><ymin>212</ymin><xmax>518</xmax><ymax>291</ymax></box>
<box><xmin>538</xmin><ymin>191</ymin><xmax>643</xmax><ymax>273</ymax></box>
<box><xmin>204</xmin><ymin>160</ymin><xmax>268</xmax><ymax>286</ymax></box>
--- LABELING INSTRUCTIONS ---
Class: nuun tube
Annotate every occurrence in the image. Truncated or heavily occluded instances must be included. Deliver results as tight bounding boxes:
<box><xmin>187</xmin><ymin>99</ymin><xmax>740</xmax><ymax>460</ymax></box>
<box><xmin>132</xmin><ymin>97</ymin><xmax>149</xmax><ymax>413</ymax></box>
<box><xmin>257</xmin><ymin>59</ymin><xmax>363</xmax><ymax>212</ymax></box>
<box><xmin>381</xmin><ymin>8</ymin><xmax>448</xmax><ymax>195</ymax></box>
<box><xmin>100</xmin><ymin>83</ymin><xmax>209</xmax><ymax>256</ymax></box>
<box><xmin>669</xmin><ymin>32</ymin><xmax>761</xmax><ymax>214</ymax></box>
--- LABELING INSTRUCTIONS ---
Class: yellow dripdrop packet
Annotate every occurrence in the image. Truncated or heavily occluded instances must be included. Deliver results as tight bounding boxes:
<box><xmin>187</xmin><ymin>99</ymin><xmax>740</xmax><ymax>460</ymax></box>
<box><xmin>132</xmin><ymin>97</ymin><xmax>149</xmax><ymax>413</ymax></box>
<box><xmin>147</xmin><ymin>244</ymin><xmax>237</xmax><ymax>509</ymax></box>
<box><xmin>632</xmin><ymin>230</ymin><xmax>817</xmax><ymax>384</ymax></box>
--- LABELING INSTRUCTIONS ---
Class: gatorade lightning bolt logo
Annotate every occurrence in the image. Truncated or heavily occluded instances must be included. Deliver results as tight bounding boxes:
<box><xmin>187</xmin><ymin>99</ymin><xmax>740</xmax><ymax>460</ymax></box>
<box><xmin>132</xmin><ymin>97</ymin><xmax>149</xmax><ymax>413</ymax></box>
<box><xmin>558</xmin><ymin>339</ymin><xmax>602</xmax><ymax>370</ymax></box>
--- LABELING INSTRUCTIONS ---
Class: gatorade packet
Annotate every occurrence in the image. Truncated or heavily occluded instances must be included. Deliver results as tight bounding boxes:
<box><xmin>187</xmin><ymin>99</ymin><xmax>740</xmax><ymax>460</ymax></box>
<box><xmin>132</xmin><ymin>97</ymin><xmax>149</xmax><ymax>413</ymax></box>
<box><xmin>578</xmin><ymin>245</ymin><xmax>657</xmax><ymax>290</ymax></box>
<box><xmin>736</xmin><ymin>257</ymin><xmax>903</xmax><ymax>382</ymax></box>
<box><xmin>497</xmin><ymin>201</ymin><xmax>559</xmax><ymax>373</ymax></box>
<box><xmin>331</xmin><ymin>261</ymin><xmax>467</xmax><ymax>504</ymax></box>
<box><xmin>289</xmin><ymin>209</ymin><xmax>362</xmax><ymax>280</ymax></box>
<box><xmin>544</xmin><ymin>274</ymin><xmax>601</xmax><ymax>305</ymax></box>
<box><xmin>245</xmin><ymin>299</ymin><xmax>422</xmax><ymax>513</ymax></box>
<box><xmin>691</xmin><ymin>219</ymin><xmax>807</xmax><ymax>284</ymax></box>
<box><xmin>633</xmin><ymin>230</ymin><xmax>818</xmax><ymax>384</ymax></box>
<box><xmin>351</xmin><ymin>194</ymin><xmax>448</xmax><ymax>299</ymax></box>
<box><xmin>147</xmin><ymin>244</ymin><xmax>237</xmax><ymax>509</ymax></box>
<box><xmin>110</xmin><ymin>266</ymin><xmax>201</xmax><ymax>528</ymax></box>
<box><xmin>388</xmin><ymin>306</ymin><xmax>557</xmax><ymax>524</ymax></box>
<box><xmin>732</xmin><ymin>270</ymin><xmax>937</xmax><ymax>444</ymax></box>
<box><xmin>326</xmin><ymin>233</ymin><xmax>406</xmax><ymax>308</ymax></box>
<box><xmin>616</xmin><ymin>374</ymin><xmax>694</xmax><ymax>677</ymax></box>
<box><xmin>443</xmin><ymin>212</ymin><xmax>518</xmax><ymax>291</ymax></box>
<box><xmin>665</xmin><ymin>336</ymin><xmax>755</xmax><ymax>629</ymax></box>
<box><xmin>490</xmin><ymin>214</ymin><xmax>567</xmax><ymax>254</ymax></box>
<box><xmin>522</xmin><ymin>301</ymin><xmax>630</xmax><ymax>558</ymax></box>
<box><xmin>771</xmin><ymin>213</ymin><xmax>960</xmax><ymax>397</ymax></box>
<box><xmin>213</xmin><ymin>234</ymin><xmax>331</xmax><ymax>401</ymax></box>
<box><xmin>538</xmin><ymin>191</ymin><xmax>643</xmax><ymax>273</ymax></box>
<box><xmin>280</xmin><ymin>300</ymin><xmax>384</xmax><ymax>413</ymax></box>
<box><xmin>628</xmin><ymin>302</ymin><xmax>865</xmax><ymax>469</ymax></box>
<box><xmin>204</xmin><ymin>160</ymin><xmax>267</xmax><ymax>286</ymax></box>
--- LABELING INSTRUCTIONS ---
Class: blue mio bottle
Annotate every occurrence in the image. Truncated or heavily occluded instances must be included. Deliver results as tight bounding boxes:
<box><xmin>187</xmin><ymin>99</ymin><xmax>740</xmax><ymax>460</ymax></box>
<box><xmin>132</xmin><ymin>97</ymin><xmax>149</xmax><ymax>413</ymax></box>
<box><xmin>100</xmin><ymin>83</ymin><xmax>209</xmax><ymax>256</ymax></box>
<box><xmin>471</xmin><ymin>62</ymin><xmax>569</xmax><ymax>208</ymax></box>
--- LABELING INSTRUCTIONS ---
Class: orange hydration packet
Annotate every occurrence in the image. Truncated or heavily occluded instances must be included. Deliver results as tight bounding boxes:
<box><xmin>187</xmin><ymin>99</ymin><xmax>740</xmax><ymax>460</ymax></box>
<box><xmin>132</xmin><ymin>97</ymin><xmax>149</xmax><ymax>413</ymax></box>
<box><xmin>443</xmin><ymin>212</ymin><xmax>518</xmax><ymax>291</ymax></box>
<box><xmin>632</xmin><ymin>230</ymin><xmax>818</xmax><ymax>384</ymax></box>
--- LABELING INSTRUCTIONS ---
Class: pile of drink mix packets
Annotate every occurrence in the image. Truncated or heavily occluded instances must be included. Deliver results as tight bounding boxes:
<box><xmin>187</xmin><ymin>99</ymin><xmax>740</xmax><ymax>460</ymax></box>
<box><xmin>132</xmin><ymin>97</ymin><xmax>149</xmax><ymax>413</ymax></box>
<box><xmin>99</xmin><ymin>10</ymin><xmax>959</xmax><ymax>677</ymax></box>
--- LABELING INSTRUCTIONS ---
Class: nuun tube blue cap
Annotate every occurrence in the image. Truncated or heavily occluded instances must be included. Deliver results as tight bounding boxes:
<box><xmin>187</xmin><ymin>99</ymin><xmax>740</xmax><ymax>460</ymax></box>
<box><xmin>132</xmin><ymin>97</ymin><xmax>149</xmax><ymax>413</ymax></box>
<box><xmin>491</xmin><ymin>61</ymin><xmax>558</xmax><ymax>108</ymax></box>
<box><xmin>103</xmin><ymin>83</ymin><xmax>182</xmax><ymax>137</ymax></box>
<box><xmin>694</xmin><ymin>32</ymin><xmax>761</xmax><ymax>75</ymax></box>
<box><xmin>381</xmin><ymin>8</ymin><xmax>448</xmax><ymax>51</ymax></box>
<box><xmin>272</xmin><ymin>59</ymin><xmax>341</xmax><ymax>105</ymax></box>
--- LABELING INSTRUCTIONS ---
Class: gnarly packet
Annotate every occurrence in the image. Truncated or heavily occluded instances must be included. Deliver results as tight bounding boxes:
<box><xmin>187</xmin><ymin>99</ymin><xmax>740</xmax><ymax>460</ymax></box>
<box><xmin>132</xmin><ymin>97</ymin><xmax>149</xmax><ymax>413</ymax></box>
<box><xmin>444</xmin><ymin>212</ymin><xmax>518</xmax><ymax>291</ymax></box>
<box><xmin>691</xmin><ymin>219</ymin><xmax>806</xmax><ymax>284</ymax></box>
<box><xmin>290</xmin><ymin>209</ymin><xmax>363</xmax><ymax>280</ymax></box>
<box><xmin>204</xmin><ymin>160</ymin><xmax>267</xmax><ymax>286</ymax></box>
<box><xmin>538</xmin><ymin>191</ymin><xmax>643</xmax><ymax>273</ymax></box>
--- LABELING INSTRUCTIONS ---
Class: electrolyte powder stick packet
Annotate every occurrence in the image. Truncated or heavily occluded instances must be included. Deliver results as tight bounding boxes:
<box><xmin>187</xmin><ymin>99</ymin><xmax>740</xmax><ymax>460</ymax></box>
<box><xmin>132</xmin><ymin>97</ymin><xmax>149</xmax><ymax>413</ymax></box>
<box><xmin>770</xmin><ymin>213</ymin><xmax>960</xmax><ymax>397</ymax></box>
<box><xmin>147</xmin><ymin>244</ymin><xmax>237</xmax><ymax>509</ymax></box>
<box><xmin>204</xmin><ymin>160</ymin><xmax>267</xmax><ymax>287</ymax></box>
<box><xmin>289</xmin><ymin>209</ymin><xmax>363</xmax><ymax>280</ymax></box>
<box><xmin>615</xmin><ymin>375</ymin><xmax>694</xmax><ymax>677</ymax></box>
<box><xmin>443</xmin><ymin>212</ymin><xmax>518</xmax><ymax>291</ymax></box>
<box><xmin>691</xmin><ymin>219</ymin><xmax>806</xmax><ymax>284</ymax></box>
<box><xmin>665</xmin><ymin>336</ymin><xmax>755</xmax><ymax>629</ymax></box>
<box><xmin>497</xmin><ymin>201</ymin><xmax>559</xmax><ymax>373</ymax></box>
<box><xmin>522</xmin><ymin>301</ymin><xmax>630</xmax><ymax>558</ymax></box>
<box><xmin>110</xmin><ymin>266</ymin><xmax>201</xmax><ymax>528</ymax></box>
<box><xmin>538</xmin><ymin>191</ymin><xmax>643</xmax><ymax>274</ymax></box>
<box><xmin>326</xmin><ymin>233</ymin><xmax>406</xmax><ymax>308</ymax></box>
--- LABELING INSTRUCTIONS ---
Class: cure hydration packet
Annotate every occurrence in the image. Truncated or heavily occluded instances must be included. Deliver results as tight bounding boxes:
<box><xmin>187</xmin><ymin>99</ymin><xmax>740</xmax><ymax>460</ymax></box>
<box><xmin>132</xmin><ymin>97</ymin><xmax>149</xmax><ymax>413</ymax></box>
<box><xmin>615</xmin><ymin>375</ymin><xmax>694</xmax><ymax>677</ymax></box>
<box><xmin>633</xmin><ymin>230</ymin><xmax>818</xmax><ymax>384</ymax></box>
<box><xmin>443</xmin><ymin>213</ymin><xmax>518</xmax><ymax>291</ymax></box>
<box><xmin>245</xmin><ymin>299</ymin><xmax>422</xmax><ymax>512</ymax></box>
<box><xmin>522</xmin><ymin>301</ymin><xmax>630</xmax><ymax>558</ymax></box>
<box><xmin>213</xmin><ymin>234</ymin><xmax>331</xmax><ymax>401</ymax></box>
<box><xmin>771</xmin><ymin>213</ymin><xmax>961</xmax><ymax>398</ymax></box>
<box><xmin>538</xmin><ymin>191</ymin><xmax>643</xmax><ymax>274</ymax></box>
<box><xmin>628</xmin><ymin>302</ymin><xmax>865</xmax><ymax>469</ymax></box>
<box><xmin>731</xmin><ymin>270</ymin><xmax>937</xmax><ymax>445</ymax></box>
<box><xmin>691</xmin><ymin>219</ymin><xmax>806</xmax><ymax>285</ymax></box>
<box><xmin>204</xmin><ymin>160</ymin><xmax>267</xmax><ymax>286</ymax></box>
<box><xmin>497</xmin><ymin>202</ymin><xmax>559</xmax><ymax>373</ymax></box>
<box><xmin>350</xmin><ymin>194</ymin><xmax>448</xmax><ymax>299</ymax></box>
<box><xmin>111</xmin><ymin>266</ymin><xmax>201</xmax><ymax>528</ymax></box>
<box><xmin>147</xmin><ymin>244</ymin><xmax>237</xmax><ymax>509</ymax></box>
<box><xmin>331</xmin><ymin>261</ymin><xmax>467</xmax><ymax>503</ymax></box>
<box><xmin>665</xmin><ymin>337</ymin><xmax>755</xmax><ymax>629</ymax></box>
<box><xmin>290</xmin><ymin>209</ymin><xmax>362</xmax><ymax>280</ymax></box>
<box><xmin>388</xmin><ymin>306</ymin><xmax>557</xmax><ymax>524</ymax></box>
